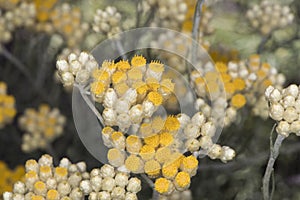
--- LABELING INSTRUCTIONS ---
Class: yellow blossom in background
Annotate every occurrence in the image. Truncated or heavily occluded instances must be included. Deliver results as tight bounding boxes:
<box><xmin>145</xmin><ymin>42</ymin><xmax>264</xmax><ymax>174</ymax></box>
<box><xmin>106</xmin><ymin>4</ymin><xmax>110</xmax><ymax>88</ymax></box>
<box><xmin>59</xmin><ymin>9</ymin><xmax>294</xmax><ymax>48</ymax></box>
<box><xmin>0</xmin><ymin>161</ymin><xmax>25</xmax><ymax>196</ymax></box>
<box><xmin>0</xmin><ymin>82</ymin><xmax>17</xmax><ymax>129</ymax></box>
<box><xmin>18</xmin><ymin>104</ymin><xmax>66</xmax><ymax>152</ymax></box>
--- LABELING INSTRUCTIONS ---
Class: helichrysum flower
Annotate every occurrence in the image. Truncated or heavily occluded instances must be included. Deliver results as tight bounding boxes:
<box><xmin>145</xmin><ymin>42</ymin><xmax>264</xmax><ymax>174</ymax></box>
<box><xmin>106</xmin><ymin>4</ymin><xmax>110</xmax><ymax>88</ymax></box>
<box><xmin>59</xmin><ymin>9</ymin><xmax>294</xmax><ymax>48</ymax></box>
<box><xmin>56</xmin><ymin>51</ymin><xmax>99</xmax><ymax>88</ymax></box>
<box><xmin>246</xmin><ymin>1</ymin><xmax>294</xmax><ymax>35</ymax></box>
<box><xmin>0</xmin><ymin>82</ymin><xmax>17</xmax><ymax>128</ymax></box>
<box><xmin>93</xmin><ymin>6</ymin><xmax>122</xmax><ymax>39</ymax></box>
<box><xmin>49</xmin><ymin>3</ymin><xmax>89</xmax><ymax>48</ymax></box>
<box><xmin>0</xmin><ymin>1</ymin><xmax>36</xmax><ymax>44</ymax></box>
<box><xmin>266</xmin><ymin>84</ymin><xmax>300</xmax><ymax>137</ymax></box>
<box><xmin>18</xmin><ymin>104</ymin><xmax>66</xmax><ymax>152</ymax></box>
<box><xmin>89</xmin><ymin>56</ymin><xmax>175</xmax><ymax>132</ymax></box>
<box><xmin>0</xmin><ymin>161</ymin><xmax>25</xmax><ymax>196</ymax></box>
<box><xmin>3</xmin><ymin>155</ymin><xmax>141</xmax><ymax>199</ymax></box>
<box><xmin>144</xmin><ymin>0</ymin><xmax>188</xmax><ymax>31</ymax></box>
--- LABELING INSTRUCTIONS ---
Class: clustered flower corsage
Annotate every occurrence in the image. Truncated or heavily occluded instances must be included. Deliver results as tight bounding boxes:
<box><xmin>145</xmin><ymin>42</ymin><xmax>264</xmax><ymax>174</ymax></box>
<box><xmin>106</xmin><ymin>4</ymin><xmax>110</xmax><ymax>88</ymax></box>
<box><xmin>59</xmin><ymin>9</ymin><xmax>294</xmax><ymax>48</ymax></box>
<box><xmin>18</xmin><ymin>104</ymin><xmax>66</xmax><ymax>152</ymax></box>
<box><xmin>3</xmin><ymin>154</ymin><xmax>141</xmax><ymax>200</ymax></box>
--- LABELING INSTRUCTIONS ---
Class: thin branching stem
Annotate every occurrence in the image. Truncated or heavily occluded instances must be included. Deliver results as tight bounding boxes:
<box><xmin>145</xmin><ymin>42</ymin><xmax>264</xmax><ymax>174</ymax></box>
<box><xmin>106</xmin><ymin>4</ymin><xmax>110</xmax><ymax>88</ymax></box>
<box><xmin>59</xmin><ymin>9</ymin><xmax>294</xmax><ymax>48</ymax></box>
<box><xmin>257</xmin><ymin>34</ymin><xmax>272</xmax><ymax>54</ymax></box>
<box><xmin>262</xmin><ymin>131</ymin><xmax>285</xmax><ymax>200</ymax></box>
<box><xmin>0</xmin><ymin>45</ymin><xmax>51</xmax><ymax>103</ymax></box>
<box><xmin>76</xmin><ymin>84</ymin><xmax>105</xmax><ymax>127</ymax></box>
<box><xmin>191</xmin><ymin>0</ymin><xmax>205</xmax><ymax>65</ymax></box>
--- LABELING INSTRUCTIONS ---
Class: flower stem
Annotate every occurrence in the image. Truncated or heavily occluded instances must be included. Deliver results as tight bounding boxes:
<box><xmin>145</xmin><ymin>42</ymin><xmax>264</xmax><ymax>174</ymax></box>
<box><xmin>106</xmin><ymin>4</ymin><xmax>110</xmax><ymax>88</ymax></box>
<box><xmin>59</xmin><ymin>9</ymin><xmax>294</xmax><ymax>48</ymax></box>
<box><xmin>76</xmin><ymin>84</ymin><xmax>105</xmax><ymax>127</ymax></box>
<box><xmin>262</xmin><ymin>131</ymin><xmax>285</xmax><ymax>200</ymax></box>
<box><xmin>191</xmin><ymin>0</ymin><xmax>205</xmax><ymax>64</ymax></box>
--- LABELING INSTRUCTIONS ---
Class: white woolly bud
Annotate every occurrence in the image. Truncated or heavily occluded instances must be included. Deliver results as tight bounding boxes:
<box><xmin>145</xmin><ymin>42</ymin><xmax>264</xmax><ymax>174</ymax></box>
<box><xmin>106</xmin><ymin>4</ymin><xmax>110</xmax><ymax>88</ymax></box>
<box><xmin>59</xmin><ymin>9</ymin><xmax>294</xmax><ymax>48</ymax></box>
<box><xmin>56</xmin><ymin>60</ymin><xmax>69</xmax><ymax>72</ymax></box>
<box><xmin>104</xmin><ymin>88</ymin><xmax>118</xmax><ymax>108</ymax></box>
<box><xmin>115</xmin><ymin>172</ymin><xmax>129</xmax><ymax>188</ymax></box>
<box><xmin>80</xmin><ymin>180</ymin><xmax>92</xmax><ymax>195</ymax></box>
<box><xmin>207</xmin><ymin>144</ymin><xmax>222</xmax><ymax>159</ymax></box>
<box><xmin>102</xmin><ymin>177</ymin><xmax>116</xmax><ymax>192</ymax></box>
<box><xmin>276</xmin><ymin>121</ymin><xmax>290</xmax><ymax>137</ymax></box>
<box><xmin>201</xmin><ymin>121</ymin><xmax>216</xmax><ymax>137</ymax></box>
<box><xmin>142</xmin><ymin>100</ymin><xmax>156</xmax><ymax>118</ymax></box>
<box><xmin>184</xmin><ymin>123</ymin><xmax>200</xmax><ymax>139</ymax></box>
<box><xmin>220</xmin><ymin>146</ymin><xmax>236</xmax><ymax>162</ymax></box>
<box><xmin>185</xmin><ymin>138</ymin><xmax>201</xmax><ymax>152</ymax></box>
<box><xmin>282</xmin><ymin>95</ymin><xmax>295</xmax><ymax>108</ymax></box>
<box><xmin>199</xmin><ymin>135</ymin><xmax>213</xmax><ymax>150</ymax></box>
<box><xmin>129</xmin><ymin>105</ymin><xmax>144</xmax><ymax>124</ymax></box>
<box><xmin>191</xmin><ymin>112</ymin><xmax>206</xmax><ymax>127</ymax></box>
<box><xmin>115</xmin><ymin>99</ymin><xmax>130</xmax><ymax>114</ymax></box>
<box><xmin>13</xmin><ymin>181</ymin><xmax>26</xmax><ymax>194</ymax></box>
<box><xmin>176</xmin><ymin>113</ymin><xmax>191</xmax><ymax>128</ymax></box>
<box><xmin>283</xmin><ymin>107</ymin><xmax>298</xmax><ymax>123</ymax></box>
<box><xmin>269</xmin><ymin>88</ymin><xmax>282</xmax><ymax>102</ymax></box>
<box><xmin>111</xmin><ymin>187</ymin><xmax>126</xmax><ymax>199</ymax></box>
<box><xmin>126</xmin><ymin>178</ymin><xmax>141</xmax><ymax>193</ymax></box>
<box><xmin>122</xmin><ymin>88</ymin><xmax>137</xmax><ymax>105</ymax></box>
<box><xmin>103</xmin><ymin>108</ymin><xmax>117</xmax><ymax>126</ymax></box>
<box><xmin>101</xmin><ymin>164</ymin><xmax>116</xmax><ymax>178</ymax></box>
<box><xmin>269</xmin><ymin>103</ymin><xmax>284</xmax><ymax>121</ymax></box>
<box><xmin>90</xmin><ymin>175</ymin><xmax>102</xmax><ymax>192</ymax></box>
<box><xmin>265</xmin><ymin>85</ymin><xmax>275</xmax><ymax>99</ymax></box>
<box><xmin>98</xmin><ymin>191</ymin><xmax>111</xmax><ymax>200</ymax></box>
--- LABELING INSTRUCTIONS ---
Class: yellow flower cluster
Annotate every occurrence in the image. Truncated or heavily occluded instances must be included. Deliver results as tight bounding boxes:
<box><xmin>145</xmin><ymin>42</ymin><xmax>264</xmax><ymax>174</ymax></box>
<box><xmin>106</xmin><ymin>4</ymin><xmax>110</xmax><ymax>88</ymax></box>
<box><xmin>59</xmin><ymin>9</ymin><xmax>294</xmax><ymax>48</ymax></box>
<box><xmin>151</xmin><ymin>31</ymin><xmax>210</xmax><ymax>73</ymax></box>
<box><xmin>3</xmin><ymin>154</ymin><xmax>141</xmax><ymax>199</ymax></box>
<box><xmin>33</xmin><ymin>1</ymin><xmax>88</xmax><ymax>48</ymax></box>
<box><xmin>103</xmin><ymin>117</ymin><xmax>199</xmax><ymax>195</ymax></box>
<box><xmin>18</xmin><ymin>104</ymin><xmax>66</xmax><ymax>152</ymax></box>
<box><xmin>90</xmin><ymin>55</ymin><xmax>175</xmax><ymax>131</ymax></box>
<box><xmin>33</xmin><ymin>0</ymin><xmax>57</xmax><ymax>23</ymax></box>
<box><xmin>191</xmin><ymin>54</ymin><xmax>285</xmax><ymax>126</ymax></box>
<box><xmin>0</xmin><ymin>82</ymin><xmax>16</xmax><ymax>128</ymax></box>
<box><xmin>49</xmin><ymin>3</ymin><xmax>89</xmax><ymax>48</ymax></box>
<box><xmin>0</xmin><ymin>161</ymin><xmax>24</xmax><ymax>196</ymax></box>
<box><xmin>0</xmin><ymin>1</ymin><xmax>36</xmax><ymax>44</ymax></box>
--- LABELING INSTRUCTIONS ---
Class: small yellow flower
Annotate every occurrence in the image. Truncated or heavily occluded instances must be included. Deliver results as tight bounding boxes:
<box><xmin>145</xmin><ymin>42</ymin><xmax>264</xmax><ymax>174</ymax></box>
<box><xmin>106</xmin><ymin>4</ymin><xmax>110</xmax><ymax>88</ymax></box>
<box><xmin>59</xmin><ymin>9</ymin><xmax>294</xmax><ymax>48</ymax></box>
<box><xmin>144</xmin><ymin>134</ymin><xmax>160</xmax><ymax>148</ymax></box>
<box><xmin>116</xmin><ymin>60</ymin><xmax>131</xmax><ymax>71</ymax></box>
<box><xmin>131</xmin><ymin>55</ymin><xmax>146</xmax><ymax>67</ymax></box>
<box><xmin>139</xmin><ymin>145</ymin><xmax>155</xmax><ymax>161</ymax></box>
<box><xmin>90</xmin><ymin>82</ymin><xmax>106</xmax><ymax>96</ymax></box>
<box><xmin>232</xmin><ymin>78</ymin><xmax>246</xmax><ymax>91</ymax></box>
<box><xmin>154</xmin><ymin>178</ymin><xmax>172</xmax><ymax>194</ymax></box>
<box><xmin>112</xmin><ymin>71</ymin><xmax>127</xmax><ymax>85</ymax></box>
<box><xmin>147</xmin><ymin>92</ymin><xmax>163</xmax><ymax>106</ymax></box>
<box><xmin>125</xmin><ymin>155</ymin><xmax>143</xmax><ymax>173</ymax></box>
<box><xmin>164</xmin><ymin>115</ymin><xmax>180</xmax><ymax>132</ymax></box>
<box><xmin>231</xmin><ymin>94</ymin><xmax>246</xmax><ymax>109</ymax></box>
<box><xmin>215</xmin><ymin>62</ymin><xmax>228</xmax><ymax>73</ymax></box>
<box><xmin>149</xmin><ymin>61</ymin><xmax>164</xmax><ymax>73</ymax></box>
<box><xmin>47</xmin><ymin>189</ymin><xmax>60</xmax><ymax>200</ymax></box>
<box><xmin>159</xmin><ymin>132</ymin><xmax>174</xmax><ymax>146</ymax></box>
<box><xmin>174</xmin><ymin>171</ymin><xmax>190</xmax><ymax>189</ymax></box>
<box><xmin>144</xmin><ymin>159</ymin><xmax>161</xmax><ymax>177</ymax></box>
